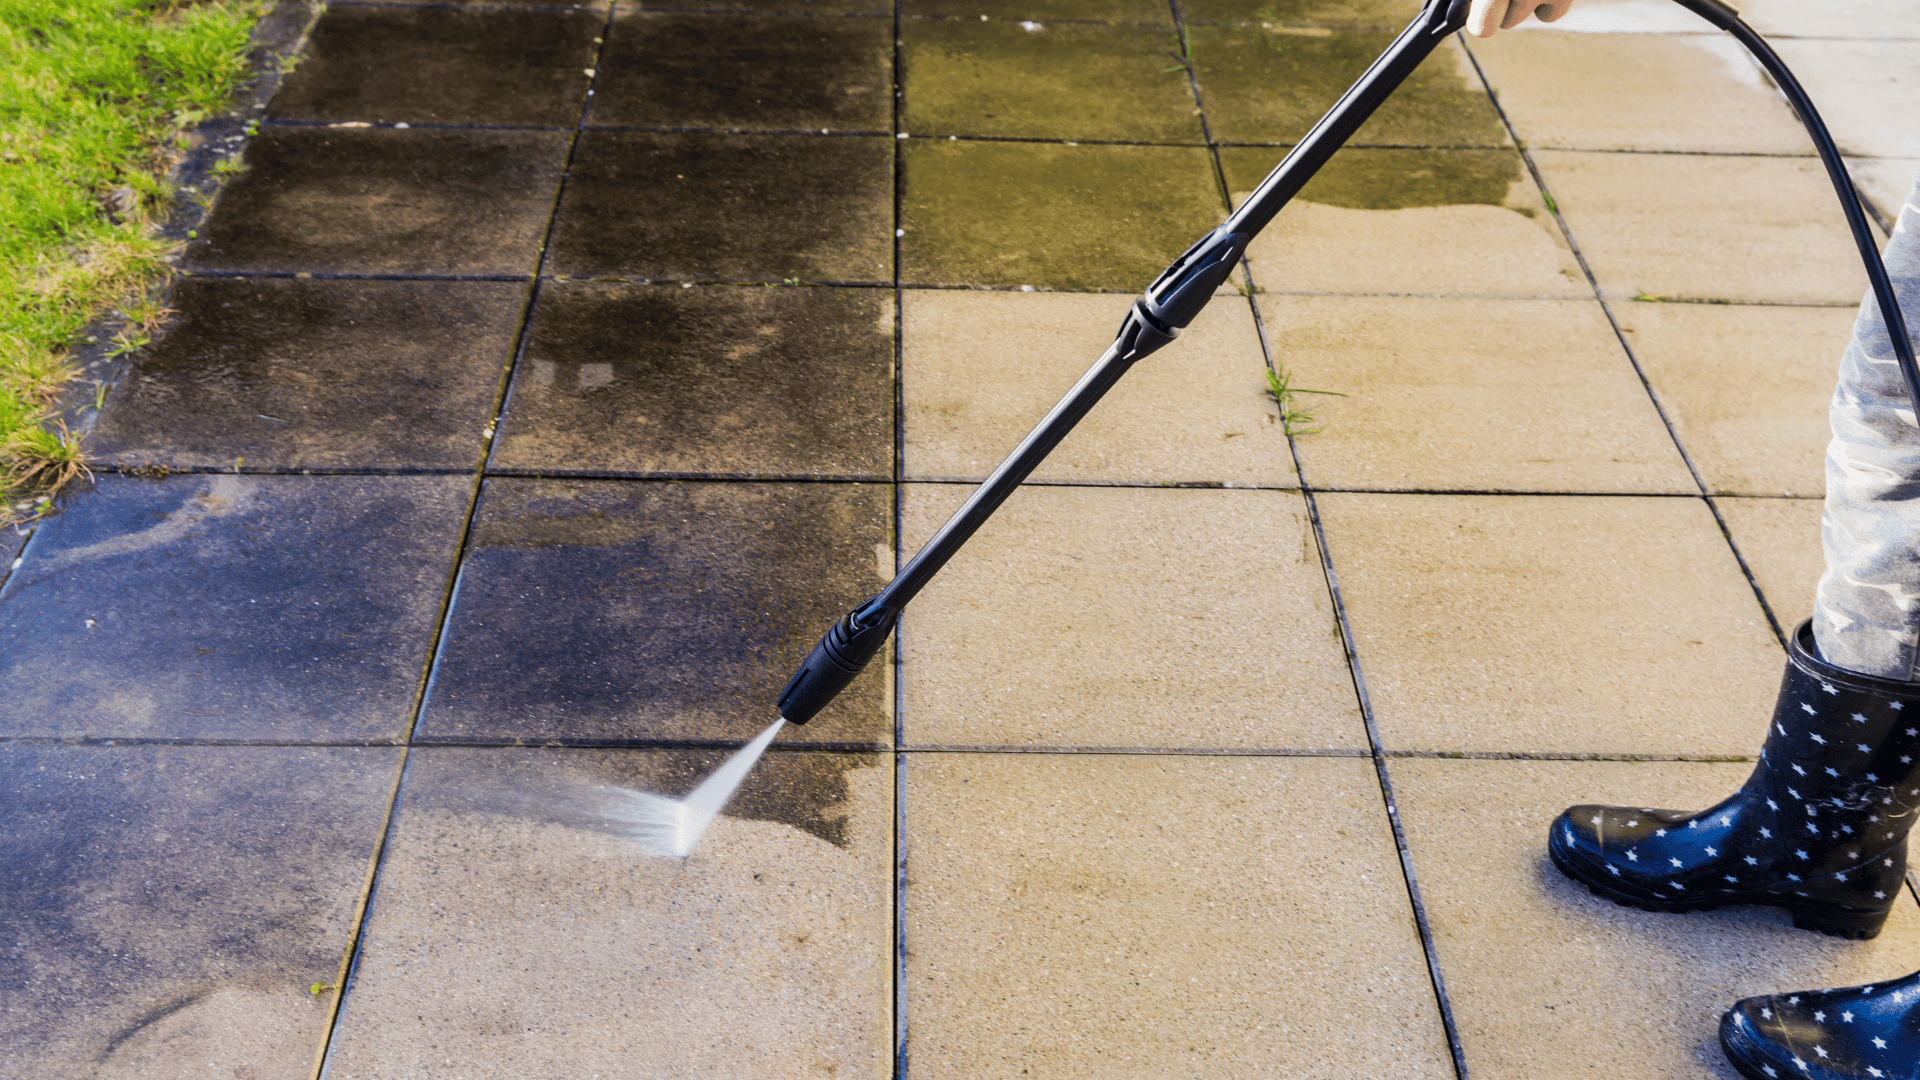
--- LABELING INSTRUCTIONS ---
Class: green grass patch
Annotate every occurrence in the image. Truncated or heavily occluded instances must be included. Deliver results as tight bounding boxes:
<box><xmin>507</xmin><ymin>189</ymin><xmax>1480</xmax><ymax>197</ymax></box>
<box><xmin>1</xmin><ymin>0</ymin><xmax>262</xmax><ymax>519</ymax></box>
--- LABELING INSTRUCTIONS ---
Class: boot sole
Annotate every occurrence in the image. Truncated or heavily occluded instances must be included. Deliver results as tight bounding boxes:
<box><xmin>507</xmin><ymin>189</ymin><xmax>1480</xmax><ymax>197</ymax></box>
<box><xmin>1547</xmin><ymin>832</ymin><xmax>1890</xmax><ymax>940</ymax></box>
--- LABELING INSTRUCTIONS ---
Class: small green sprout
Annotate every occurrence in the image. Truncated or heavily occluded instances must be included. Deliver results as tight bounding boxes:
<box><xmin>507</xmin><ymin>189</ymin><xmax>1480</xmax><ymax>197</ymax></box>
<box><xmin>1266</xmin><ymin>364</ymin><xmax>1346</xmax><ymax>436</ymax></box>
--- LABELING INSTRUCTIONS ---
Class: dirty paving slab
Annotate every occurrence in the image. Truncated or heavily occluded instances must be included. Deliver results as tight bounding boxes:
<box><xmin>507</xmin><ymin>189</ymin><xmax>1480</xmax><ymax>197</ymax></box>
<box><xmin>12</xmin><ymin>0</ymin><xmax>1917</xmax><ymax>1076</ymax></box>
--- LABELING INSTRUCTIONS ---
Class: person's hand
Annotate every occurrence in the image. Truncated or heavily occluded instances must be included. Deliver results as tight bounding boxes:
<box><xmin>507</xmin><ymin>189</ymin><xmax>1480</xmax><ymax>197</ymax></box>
<box><xmin>1467</xmin><ymin>0</ymin><xmax>1575</xmax><ymax>36</ymax></box>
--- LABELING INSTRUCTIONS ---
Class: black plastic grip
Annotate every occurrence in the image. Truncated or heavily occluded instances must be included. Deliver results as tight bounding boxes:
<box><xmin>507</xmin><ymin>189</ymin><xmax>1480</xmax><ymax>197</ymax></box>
<box><xmin>776</xmin><ymin>599</ymin><xmax>898</xmax><ymax>724</ymax></box>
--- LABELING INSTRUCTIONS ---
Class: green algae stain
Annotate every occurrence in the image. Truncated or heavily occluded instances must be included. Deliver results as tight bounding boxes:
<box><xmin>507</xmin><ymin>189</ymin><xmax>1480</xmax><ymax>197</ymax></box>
<box><xmin>1182</xmin><ymin>0</ymin><xmax>1423</xmax><ymax>27</ymax></box>
<box><xmin>1221</xmin><ymin>146</ymin><xmax>1529</xmax><ymax>212</ymax></box>
<box><xmin>1191</xmin><ymin>25</ymin><xmax>1508</xmax><ymax>147</ymax></box>
<box><xmin>902</xmin><ymin>19</ymin><xmax>1205</xmax><ymax>144</ymax></box>
<box><xmin>901</xmin><ymin>140</ymin><xmax>1227</xmax><ymax>291</ymax></box>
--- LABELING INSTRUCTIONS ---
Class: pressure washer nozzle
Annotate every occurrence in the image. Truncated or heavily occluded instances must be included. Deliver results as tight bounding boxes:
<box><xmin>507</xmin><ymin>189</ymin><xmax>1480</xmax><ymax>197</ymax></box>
<box><xmin>776</xmin><ymin>598</ymin><xmax>899</xmax><ymax>724</ymax></box>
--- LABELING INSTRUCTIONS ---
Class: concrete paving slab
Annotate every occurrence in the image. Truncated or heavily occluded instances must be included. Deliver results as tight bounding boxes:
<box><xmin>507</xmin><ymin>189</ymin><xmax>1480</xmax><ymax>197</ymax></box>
<box><xmin>549</xmin><ymin>131</ymin><xmax>893</xmax><ymax>284</ymax></box>
<box><xmin>901</xmin><ymin>289</ymin><xmax>1293</xmax><ymax>486</ymax></box>
<box><xmin>89</xmin><ymin>277</ymin><xmax>527</xmax><ymax>472</ymax></box>
<box><xmin>900</xmin><ymin>139</ymin><xmax>1223</xmax><ymax>290</ymax></box>
<box><xmin>901</xmin><ymin>19</ymin><xmax>1204</xmax><ymax>144</ymax></box>
<box><xmin>591</xmin><ymin>11</ymin><xmax>893</xmax><ymax>132</ymax></box>
<box><xmin>1533</xmin><ymin>150</ymin><xmax>1870</xmax><ymax>305</ymax></box>
<box><xmin>184</xmin><ymin>126</ymin><xmax>569</xmax><ymax>276</ymax></box>
<box><xmin>1500</xmin><ymin>0</ymin><xmax>1720</xmax><ymax>33</ymax></box>
<box><xmin>1270</xmin><ymin>294</ymin><xmax>1696</xmax><ymax>493</ymax></box>
<box><xmin>1180</xmin><ymin>0</ymin><xmax>1421</xmax><ymax>27</ymax></box>
<box><xmin>0</xmin><ymin>474</ymin><xmax>468</xmax><ymax>742</ymax></box>
<box><xmin>266</xmin><ymin>5</ymin><xmax>601</xmax><ymax>126</ymax></box>
<box><xmin>323</xmin><ymin>746</ymin><xmax>892</xmax><ymax>1078</ymax></box>
<box><xmin>899</xmin><ymin>484</ymin><xmax>1365</xmax><ymax>750</ymax></box>
<box><xmin>1465</xmin><ymin>32</ymin><xmax>1808</xmax><ymax>154</ymax></box>
<box><xmin>901</xmin><ymin>753</ymin><xmax>1454</xmax><ymax>1079</ymax></box>
<box><xmin>374</xmin><ymin>0</ymin><xmax>608</xmax><ymax>8</ymax></box>
<box><xmin>0</xmin><ymin>744</ymin><xmax>397</xmax><ymax>1080</ymax></box>
<box><xmin>1218</xmin><ymin>146</ymin><xmax>1586</xmax><ymax>297</ymax></box>
<box><xmin>1392</xmin><ymin>758</ymin><xmax>1920</xmax><ymax>1080</ymax></box>
<box><xmin>1848</xmin><ymin>157</ymin><xmax>1920</xmax><ymax>230</ymax></box>
<box><xmin>493</xmin><ymin>282</ymin><xmax>893</xmax><ymax>479</ymax></box>
<box><xmin>1717</xmin><ymin>496</ymin><xmax>1826</xmax><ymax>630</ymax></box>
<box><xmin>1316</xmin><ymin>492</ymin><xmax>1782</xmax><ymax>756</ymax></box>
<box><xmin>1619</xmin><ymin>301</ymin><xmax>1852</xmax><ymax>498</ymax></box>
<box><xmin>1772</xmin><ymin>40</ymin><xmax>1920</xmax><ymax>161</ymax></box>
<box><xmin>418</xmin><ymin>478</ymin><xmax>893</xmax><ymax>748</ymax></box>
<box><xmin>1736</xmin><ymin>0</ymin><xmax>1920</xmax><ymax>39</ymax></box>
<box><xmin>1191</xmin><ymin>29</ymin><xmax>1506</xmax><ymax>147</ymax></box>
<box><xmin>904</xmin><ymin>0</ymin><xmax>1169</xmax><ymax>19</ymax></box>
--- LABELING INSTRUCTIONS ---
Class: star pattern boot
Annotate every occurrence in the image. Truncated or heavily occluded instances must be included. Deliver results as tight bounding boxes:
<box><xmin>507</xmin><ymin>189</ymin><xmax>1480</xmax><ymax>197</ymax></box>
<box><xmin>1548</xmin><ymin>621</ymin><xmax>1920</xmax><ymax>939</ymax></box>
<box><xmin>1720</xmin><ymin>968</ymin><xmax>1920</xmax><ymax>1080</ymax></box>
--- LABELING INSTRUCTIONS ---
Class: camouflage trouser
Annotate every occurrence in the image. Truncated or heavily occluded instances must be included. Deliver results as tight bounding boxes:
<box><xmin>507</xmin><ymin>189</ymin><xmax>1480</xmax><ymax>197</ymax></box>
<box><xmin>1812</xmin><ymin>172</ymin><xmax>1920</xmax><ymax>680</ymax></box>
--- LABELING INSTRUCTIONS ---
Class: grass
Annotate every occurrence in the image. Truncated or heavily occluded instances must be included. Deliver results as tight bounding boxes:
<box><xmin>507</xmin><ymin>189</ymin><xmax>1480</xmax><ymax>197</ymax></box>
<box><xmin>1266</xmin><ymin>363</ymin><xmax>1345</xmax><ymax>436</ymax></box>
<box><xmin>0</xmin><ymin>0</ymin><xmax>262</xmax><ymax>523</ymax></box>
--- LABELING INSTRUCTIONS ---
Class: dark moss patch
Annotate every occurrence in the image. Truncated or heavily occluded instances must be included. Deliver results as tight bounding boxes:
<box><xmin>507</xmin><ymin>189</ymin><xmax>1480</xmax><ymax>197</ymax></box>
<box><xmin>900</xmin><ymin>139</ymin><xmax>1223</xmax><ymax>290</ymax></box>
<box><xmin>1179</xmin><ymin>0</ymin><xmax>1421</xmax><ymax>26</ymax></box>
<box><xmin>592</xmin><ymin>12</ymin><xmax>891</xmax><ymax>131</ymax></box>
<box><xmin>494</xmin><ymin>282</ymin><xmax>892</xmax><ymax>479</ymax></box>
<box><xmin>1219</xmin><ymin>145</ymin><xmax>1526</xmax><ymax>210</ymax></box>
<box><xmin>1190</xmin><ymin>25</ymin><xmax>1507</xmax><ymax>147</ymax></box>
<box><xmin>416</xmin><ymin>478</ymin><xmax>893</xmax><ymax>748</ymax></box>
<box><xmin>902</xmin><ymin>19</ymin><xmax>1202</xmax><ymax>143</ymax></box>
<box><xmin>404</xmin><ymin>747</ymin><xmax>883</xmax><ymax>849</ymax></box>
<box><xmin>0</xmin><ymin>744</ymin><xmax>395</xmax><ymax>1068</ymax></box>
<box><xmin>183</xmin><ymin>126</ymin><xmax>569</xmax><ymax>275</ymax></box>
<box><xmin>268</xmin><ymin>5</ymin><xmax>601</xmax><ymax>126</ymax></box>
<box><xmin>903</xmin><ymin>0</ymin><xmax>1171</xmax><ymax>18</ymax></box>
<box><xmin>90</xmin><ymin>277</ymin><xmax>526</xmax><ymax>471</ymax></box>
<box><xmin>548</xmin><ymin>131</ymin><xmax>893</xmax><ymax>283</ymax></box>
<box><xmin>0</xmin><ymin>474</ymin><xmax>469</xmax><ymax>741</ymax></box>
<box><xmin>637</xmin><ymin>0</ymin><xmax>888</xmax><ymax>11</ymax></box>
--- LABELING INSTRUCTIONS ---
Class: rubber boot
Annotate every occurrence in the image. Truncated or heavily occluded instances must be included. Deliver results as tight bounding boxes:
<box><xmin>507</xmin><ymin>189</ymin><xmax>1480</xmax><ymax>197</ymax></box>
<box><xmin>1548</xmin><ymin>620</ymin><xmax>1920</xmax><ymax>940</ymax></box>
<box><xmin>1721</xmin><ymin>970</ymin><xmax>1920</xmax><ymax>1080</ymax></box>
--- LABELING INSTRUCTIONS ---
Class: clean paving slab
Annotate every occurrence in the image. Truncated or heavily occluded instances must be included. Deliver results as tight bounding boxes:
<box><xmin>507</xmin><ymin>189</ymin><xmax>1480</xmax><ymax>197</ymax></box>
<box><xmin>1392</xmin><ymin>758</ymin><xmax>1920</xmax><ymax>1080</ymax></box>
<box><xmin>266</xmin><ymin>4</ymin><xmax>602</xmax><ymax>126</ymax></box>
<box><xmin>1270</xmin><ymin>294</ymin><xmax>1697</xmax><ymax>494</ymax></box>
<box><xmin>492</xmin><ymin>282</ymin><xmax>894</xmax><ymax>479</ymax></box>
<box><xmin>0</xmin><ymin>744</ymin><xmax>398</xmax><ymax>1080</ymax></box>
<box><xmin>0</xmin><ymin>474</ymin><xmax>469</xmax><ymax>742</ymax></box>
<box><xmin>1847</xmin><ymin>158</ymin><xmax>1920</xmax><ymax>231</ymax></box>
<box><xmin>900</xmin><ymin>18</ymin><xmax>1205</xmax><ymax>144</ymax></box>
<box><xmin>1772</xmin><ymin>40</ymin><xmax>1920</xmax><ymax>161</ymax></box>
<box><xmin>183</xmin><ymin>126</ymin><xmax>570</xmax><ymax>276</ymax></box>
<box><xmin>590</xmin><ymin>10</ymin><xmax>893</xmax><ymax>132</ymax></box>
<box><xmin>1191</xmin><ymin>28</ymin><xmax>1506</xmax><ymax>147</ymax></box>
<box><xmin>323</xmin><ymin>746</ymin><xmax>892</xmax><ymax>1079</ymax></box>
<box><xmin>89</xmin><ymin>277</ymin><xmax>527</xmax><ymax>472</ymax></box>
<box><xmin>901</xmin><ymin>289</ymin><xmax>1294</xmax><ymax>487</ymax></box>
<box><xmin>1464</xmin><ymin>31</ymin><xmax>1809</xmax><ymax>154</ymax></box>
<box><xmin>901</xmin><ymin>753</ymin><xmax>1454</xmax><ymax>1080</ymax></box>
<box><xmin>899</xmin><ymin>484</ymin><xmax>1365</xmax><ymax>750</ymax></box>
<box><xmin>549</xmin><ymin>130</ymin><xmax>893</xmax><ymax>284</ymax></box>
<box><xmin>417</xmin><ymin>478</ymin><xmax>893</xmax><ymax>748</ymax></box>
<box><xmin>899</xmin><ymin>139</ymin><xmax>1223</xmax><ymax>291</ymax></box>
<box><xmin>1737</xmin><ymin>0</ymin><xmax>1920</xmax><ymax>38</ymax></box>
<box><xmin>1716</xmin><ymin>496</ymin><xmax>1826</xmax><ymax>630</ymax></box>
<box><xmin>1217</xmin><ymin>146</ymin><xmax>1586</xmax><ymax>297</ymax></box>
<box><xmin>1533</xmin><ymin>150</ymin><xmax>1871</xmax><ymax>305</ymax></box>
<box><xmin>1315</xmin><ymin>492</ymin><xmax>1783</xmax><ymax>756</ymax></box>
<box><xmin>1618</xmin><ymin>301</ymin><xmax>1853</xmax><ymax>498</ymax></box>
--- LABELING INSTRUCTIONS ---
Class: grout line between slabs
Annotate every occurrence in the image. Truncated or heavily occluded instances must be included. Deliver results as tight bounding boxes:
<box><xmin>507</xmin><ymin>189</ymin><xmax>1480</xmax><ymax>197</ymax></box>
<box><xmin>889</xmin><ymin>2</ymin><xmax>910</xmax><ymax>1075</ymax></box>
<box><xmin>306</xmin><ymin>10</ymin><xmax>620</xmax><ymax>1076</ymax></box>
<box><xmin>1458</xmin><ymin>37</ymin><xmax>1791</xmax><ymax>651</ymax></box>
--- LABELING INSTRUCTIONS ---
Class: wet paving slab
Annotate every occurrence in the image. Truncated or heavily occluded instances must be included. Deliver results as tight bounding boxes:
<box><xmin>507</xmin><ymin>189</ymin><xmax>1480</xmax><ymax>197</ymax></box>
<box><xmin>899</xmin><ymin>139</ymin><xmax>1222</xmax><ymax>290</ymax></box>
<box><xmin>1190</xmin><ymin>28</ymin><xmax>1508</xmax><ymax>147</ymax></box>
<box><xmin>321</xmin><ymin>746</ymin><xmax>891</xmax><ymax>1078</ymax></box>
<box><xmin>0</xmin><ymin>743</ymin><xmax>397</xmax><ymax>1080</ymax></box>
<box><xmin>416</xmin><ymin>478</ymin><xmax>892</xmax><ymax>748</ymax></box>
<box><xmin>904</xmin><ymin>0</ymin><xmax>1171</xmax><ymax>17</ymax></box>
<box><xmin>184</xmin><ymin>126</ymin><xmax>569</xmax><ymax>276</ymax></box>
<box><xmin>0</xmin><ymin>474</ymin><xmax>468</xmax><ymax>742</ymax></box>
<box><xmin>492</xmin><ymin>282</ymin><xmax>893</xmax><ymax>479</ymax></box>
<box><xmin>266</xmin><ymin>4</ymin><xmax>602</xmax><ymax>127</ymax></box>
<box><xmin>637</xmin><ymin>0</ymin><xmax>888</xmax><ymax>12</ymax></box>
<box><xmin>1179</xmin><ymin>0</ymin><xmax>1422</xmax><ymax>26</ymax></box>
<box><xmin>89</xmin><ymin>277</ymin><xmax>527</xmax><ymax>472</ymax></box>
<box><xmin>591</xmin><ymin>11</ymin><xmax>892</xmax><ymax>132</ymax></box>
<box><xmin>900</xmin><ymin>18</ymin><xmax>1204</xmax><ymax>143</ymax></box>
<box><xmin>548</xmin><ymin>131</ymin><xmax>893</xmax><ymax>283</ymax></box>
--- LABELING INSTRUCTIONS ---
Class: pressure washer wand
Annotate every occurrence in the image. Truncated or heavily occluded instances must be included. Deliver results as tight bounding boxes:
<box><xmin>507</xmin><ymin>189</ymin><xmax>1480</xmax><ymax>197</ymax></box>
<box><xmin>774</xmin><ymin>0</ymin><xmax>1475</xmax><ymax>724</ymax></box>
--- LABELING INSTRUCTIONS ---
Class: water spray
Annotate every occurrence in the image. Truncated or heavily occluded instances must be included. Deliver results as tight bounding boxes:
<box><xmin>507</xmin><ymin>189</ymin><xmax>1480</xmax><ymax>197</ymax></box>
<box><xmin>774</xmin><ymin>0</ymin><xmax>1918</xmax><ymax>727</ymax></box>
